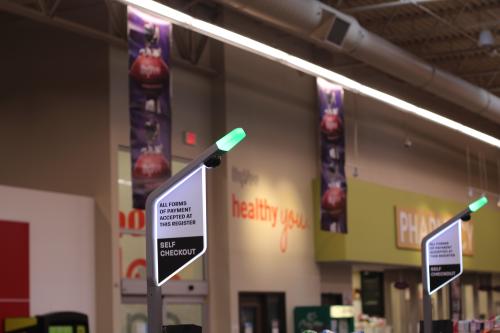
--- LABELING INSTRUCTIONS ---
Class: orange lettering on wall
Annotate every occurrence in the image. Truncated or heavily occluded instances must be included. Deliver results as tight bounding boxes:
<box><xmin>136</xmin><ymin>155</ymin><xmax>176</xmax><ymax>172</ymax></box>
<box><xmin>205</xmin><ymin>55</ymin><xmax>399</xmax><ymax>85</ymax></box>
<box><xmin>232</xmin><ymin>193</ymin><xmax>308</xmax><ymax>253</ymax></box>
<box><xmin>128</xmin><ymin>209</ymin><xmax>145</xmax><ymax>231</ymax></box>
<box><xmin>119</xmin><ymin>209</ymin><xmax>145</xmax><ymax>236</ymax></box>
<box><xmin>280</xmin><ymin>209</ymin><xmax>308</xmax><ymax>253</ymax></box>
<box><xmin>119</xmin><ymin>211</ymin><xmax>126</xmax><ymax>229</ymax></box>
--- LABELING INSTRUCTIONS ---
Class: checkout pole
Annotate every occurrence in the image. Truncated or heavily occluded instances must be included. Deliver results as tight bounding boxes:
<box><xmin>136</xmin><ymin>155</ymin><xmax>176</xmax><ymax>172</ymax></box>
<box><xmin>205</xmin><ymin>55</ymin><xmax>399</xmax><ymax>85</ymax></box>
<box><xmin>420</xmin><ymin>196</ymin><xmax>487</xmax><ymax>333</ymax></box>
<box><xmin>144</xmin><ymin>128</ymin><xmax>246</xmax><ymax>333</ymax></box>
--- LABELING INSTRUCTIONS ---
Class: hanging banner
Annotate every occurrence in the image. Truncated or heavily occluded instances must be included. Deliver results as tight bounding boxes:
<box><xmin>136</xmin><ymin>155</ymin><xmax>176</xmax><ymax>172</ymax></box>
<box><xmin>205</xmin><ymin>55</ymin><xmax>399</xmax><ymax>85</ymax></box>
<box><xmin>128</xmin><ymin>7</ymin><xmax>172</xmax><ymax>209</ymax></box>
<box><xmin>317</xmin><ymin>78</ymin><xmax>347</xmax><ymax>233</ymax></box>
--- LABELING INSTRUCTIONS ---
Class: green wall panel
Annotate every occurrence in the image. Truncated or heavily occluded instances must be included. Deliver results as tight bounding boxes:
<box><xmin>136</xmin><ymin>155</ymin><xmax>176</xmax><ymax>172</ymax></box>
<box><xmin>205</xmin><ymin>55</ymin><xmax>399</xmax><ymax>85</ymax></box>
<box><xmin>314</xmin><ymin>178</ymin><xmax>500</xmax><ymax>272</ymax></box>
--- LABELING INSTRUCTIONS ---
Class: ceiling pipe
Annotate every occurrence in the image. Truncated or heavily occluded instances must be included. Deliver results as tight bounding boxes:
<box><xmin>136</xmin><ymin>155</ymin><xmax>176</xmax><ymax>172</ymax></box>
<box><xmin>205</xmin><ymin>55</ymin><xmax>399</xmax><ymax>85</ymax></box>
<box><xmin>216</xmin><ymin>0</ymin><xmax>324</xmax><ymax>33</ymax></box>
<box><xmin>214</xmin><ymin>0</ymin><xmax>500</xmax><ymax>123</ymax></box>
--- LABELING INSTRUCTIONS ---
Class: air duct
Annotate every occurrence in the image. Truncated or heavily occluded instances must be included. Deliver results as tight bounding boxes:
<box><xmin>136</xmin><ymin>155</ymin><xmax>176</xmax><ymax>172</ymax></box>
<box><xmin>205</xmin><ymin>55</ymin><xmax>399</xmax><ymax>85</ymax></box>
<box><xmin>219</xmin><ymin>0</ymin><xmax>324</xmax><ymax>32</ymax></box>
<box><xmin>216</xmin><ymin>0</ymin><xmax>500</xmax><ymax>123</ymax></box>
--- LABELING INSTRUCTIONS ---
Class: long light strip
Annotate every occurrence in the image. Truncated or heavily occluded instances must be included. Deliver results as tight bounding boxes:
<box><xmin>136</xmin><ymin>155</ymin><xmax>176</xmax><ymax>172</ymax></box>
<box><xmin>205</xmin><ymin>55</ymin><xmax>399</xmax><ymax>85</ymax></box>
<box><xmin>118</xmin><ymin>0</ymin><xmax>500</xmax><ymax>149</ymax></box>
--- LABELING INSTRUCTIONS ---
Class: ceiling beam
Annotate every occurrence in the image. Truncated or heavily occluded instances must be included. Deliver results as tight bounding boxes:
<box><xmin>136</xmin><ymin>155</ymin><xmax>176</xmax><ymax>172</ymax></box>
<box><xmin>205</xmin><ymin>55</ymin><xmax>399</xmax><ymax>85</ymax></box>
<box><xmin>392</xmin><ymin>31</ymin><xmax>480</xmax><ymax>47</ymax></box>
<box><xmin>386</xmin><ymin>24</ymin><xmax>498</xmax><ymax>45</ymax></box>
<box><xmin>0</xmin><ymin>0</ymin><xmax>125</xmax><ymax>46</ymax></box>
<box><xmin>37</xmin><ymin>0</ymin><xmax>48</xmax><ymax>14</ymax></box>
<box><xmin>410</xmin><ymin>1</ymin><xmax>477</xmax><ymax>44</ymax></box>
<box><xmin>182</xmin><ymin>0</ymin><xmax>201</xmax><ymax>10</ymax></box>
<box><xmin>0</xmin><ymin>0</ymin><xmax>217</xmax><ymax>76</ymax></box>
<box><xmin>359</xmin><ymin>1</ymin><xmax>500</xmax><ymax>28</ymax></box>
<box><xmin>48</xmin><ymin>0</ymin><xmax>63</xmax><ymax>17</ymax></box>
<box><xmin>377</xmin><ymin>6</ymin><xmax>500</xmax><ymax>45</ymax></box>
<box><xmin>419</xmin><ymin>47</ymin><xmax>490</xmax><ymax>60</ymax></box>
<box><xmin>423</xmin><ymin>51</ymin><xmax>499</xmax><ymax>65</ymax></box>
<box><xmin>343</xmin><ymin>0</ymin><xmax>448</xmax><ymax>14</ymax></box>
<box><xmin>460</xmin><ymin>69</ymin><xmax>500</xmax><ymax>78</ymax></box>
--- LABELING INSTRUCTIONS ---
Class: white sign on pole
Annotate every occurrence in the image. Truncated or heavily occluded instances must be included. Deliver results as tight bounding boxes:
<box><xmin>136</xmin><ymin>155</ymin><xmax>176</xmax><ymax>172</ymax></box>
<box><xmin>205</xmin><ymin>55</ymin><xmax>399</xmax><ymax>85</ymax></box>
<box><xmin>424</xmin><ymin>219</ymin><xmax>463</xmax><ymax>294</ymax></box>
<box><xmin>153</xmin><ymin>165</ymin><xmax>207</xmax><ymax>286</ymax></box>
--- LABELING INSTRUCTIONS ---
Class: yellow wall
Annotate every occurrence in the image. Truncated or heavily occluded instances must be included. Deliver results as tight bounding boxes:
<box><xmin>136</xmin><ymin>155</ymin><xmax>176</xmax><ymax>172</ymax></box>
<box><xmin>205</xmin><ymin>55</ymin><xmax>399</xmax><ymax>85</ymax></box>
<box><xmin>315</xmin><ymin>178</ymin><xmax>500</xmax><ymax>272</ymax></box>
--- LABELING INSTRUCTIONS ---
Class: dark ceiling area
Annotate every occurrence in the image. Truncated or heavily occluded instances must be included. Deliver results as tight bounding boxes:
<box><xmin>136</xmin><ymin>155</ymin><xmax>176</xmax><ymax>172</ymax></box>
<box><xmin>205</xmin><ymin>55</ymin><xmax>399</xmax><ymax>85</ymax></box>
<box><xmin>2</xmin><ymin>0</ymin><xmax>500</xmax><ymax>97</ymax></box>
<box><xmin>322</xmin><ymin>0</ymin><xmax>500</xmax><ymax>94</ymax></box>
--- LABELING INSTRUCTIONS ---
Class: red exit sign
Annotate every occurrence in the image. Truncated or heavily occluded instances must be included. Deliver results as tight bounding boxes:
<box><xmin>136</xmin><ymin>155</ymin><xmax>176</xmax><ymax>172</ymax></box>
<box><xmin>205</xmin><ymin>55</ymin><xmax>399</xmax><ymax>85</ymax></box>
<box><xmin>184</xmin><ymin>131</ymin><xmax>197</xmax><ymax>146</ymax></box>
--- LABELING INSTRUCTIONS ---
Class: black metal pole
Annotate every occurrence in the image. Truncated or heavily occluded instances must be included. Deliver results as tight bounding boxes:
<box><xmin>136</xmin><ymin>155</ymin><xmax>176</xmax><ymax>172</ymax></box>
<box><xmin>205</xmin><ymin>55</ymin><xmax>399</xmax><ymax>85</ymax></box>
<box><xmin>420</xmin><ymin>208</ymin><xmax>470</xmax><ymax>333</ymax></box>
<box><xmin>144</xmin><ymin>143</ymin><xmax>224</xmax><ymax>333</ymax></box>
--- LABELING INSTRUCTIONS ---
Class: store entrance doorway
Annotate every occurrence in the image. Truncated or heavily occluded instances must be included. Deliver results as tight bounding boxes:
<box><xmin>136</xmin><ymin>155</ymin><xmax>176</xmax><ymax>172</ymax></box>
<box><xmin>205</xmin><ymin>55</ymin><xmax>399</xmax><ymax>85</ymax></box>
<box><xmin>239</xmin><ymin>292</ymin><xmax>286</xmax><ymax>333</ymax></box>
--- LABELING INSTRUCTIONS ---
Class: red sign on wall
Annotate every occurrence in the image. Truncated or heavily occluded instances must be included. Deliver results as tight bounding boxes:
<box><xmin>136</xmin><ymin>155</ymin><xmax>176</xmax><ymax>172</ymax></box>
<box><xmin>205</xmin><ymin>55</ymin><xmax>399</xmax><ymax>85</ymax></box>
<box><xmin>0</xmin><ymin>220</ymin><xmax>29</xmax><ymax>333</ymax></box>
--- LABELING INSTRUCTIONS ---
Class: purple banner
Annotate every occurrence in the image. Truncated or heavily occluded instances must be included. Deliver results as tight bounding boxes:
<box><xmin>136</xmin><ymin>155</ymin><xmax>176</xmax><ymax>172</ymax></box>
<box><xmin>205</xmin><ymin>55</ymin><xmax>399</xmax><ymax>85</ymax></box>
<box><xmin>128</xmin><ymin>8</ymin><xmax>172</xmax><ymax>209</ymax></box>
<box><xmin>317</xmin><ymin>78</ymin><xmax>347</xmax><ymax>233</ymax></box>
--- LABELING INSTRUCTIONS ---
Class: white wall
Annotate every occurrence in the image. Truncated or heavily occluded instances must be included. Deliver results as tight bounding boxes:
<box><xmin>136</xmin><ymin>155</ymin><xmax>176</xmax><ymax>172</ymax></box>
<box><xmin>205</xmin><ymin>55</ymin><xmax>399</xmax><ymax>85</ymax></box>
<box><xmin>0</xmin><ymin>185</ymin><xmax>95</xmax><ymax>333</ymax></box>
<box><xmin>223</xmin><ymin>11</ymin><xmax>321</xmax><ymax>332</ymax></box>
<box><xmin>319</xmin><ymin>264</ymin><xmax>353</xmax><ymax>304</ymax></box>
<box><xmin>0</xmin><ymin>20</ymin><xmax>113</xmax><ymax>333</ymax></box>
<box><xmin>343</xmin><ymin>91</ymin><xmax>500</xmax><ymax>203</ymax></box>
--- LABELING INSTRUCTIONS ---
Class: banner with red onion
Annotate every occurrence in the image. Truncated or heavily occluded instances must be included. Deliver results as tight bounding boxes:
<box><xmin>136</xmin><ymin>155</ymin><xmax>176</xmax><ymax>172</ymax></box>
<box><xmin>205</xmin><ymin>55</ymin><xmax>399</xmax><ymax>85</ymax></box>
<box><xmin>317</xmin><ymin>78</ymin><xmax>347</xmax><ymax>233</ymax></box>
<box><xmin>128</xmin><ymin>8</ymin><xmax>172</xmax><ymax>209</ymax></box>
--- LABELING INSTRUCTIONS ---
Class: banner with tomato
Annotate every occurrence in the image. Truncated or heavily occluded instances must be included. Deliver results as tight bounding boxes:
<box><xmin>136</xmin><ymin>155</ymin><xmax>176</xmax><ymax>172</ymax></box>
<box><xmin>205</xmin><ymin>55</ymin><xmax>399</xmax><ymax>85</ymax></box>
<box><xmin>128</xmin><ymin>8</ymin><xmax>172</xmax><ymax>209</ymax></box>
<box><xmin>317</xmin><ymin>78</ymin><xmax>347</xmax><ymax>233</ymax></box>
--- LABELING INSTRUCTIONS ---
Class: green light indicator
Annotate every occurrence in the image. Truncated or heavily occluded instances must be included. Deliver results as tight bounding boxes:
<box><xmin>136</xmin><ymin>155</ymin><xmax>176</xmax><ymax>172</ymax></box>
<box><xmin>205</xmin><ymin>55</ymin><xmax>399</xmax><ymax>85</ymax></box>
<box><xmin>216</xmin><ymin>128</ymin><xmax>246</xmax><ymax>151</ymax></box>
<box><xmin>469</xmin><ymin>196</ymin><xmax>488</xmax><ymax>212</ymax></box>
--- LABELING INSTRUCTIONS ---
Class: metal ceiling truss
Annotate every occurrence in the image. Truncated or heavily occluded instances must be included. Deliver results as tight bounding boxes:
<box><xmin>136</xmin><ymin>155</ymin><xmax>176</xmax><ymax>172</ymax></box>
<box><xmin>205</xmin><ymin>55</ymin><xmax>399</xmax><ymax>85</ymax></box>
<box><xmin>105</xmin><ymin>0</ymin><xmax>127</xmax><ymax>39</ymax></box>
<box><xmin>0</xmin><ymin>0</ymin><xmax>217</xmax><ymax>73</ymax></box>
<box><xmin>391</xmin><ymin>19</ymin><xmax>500</xmax><ymax>47</ymax></box>
<box><xmin>322</xmin><ymin>0</ymin><xmax>500</xmax><ymax>96</ymax></box>
<box><xmin>355</xmin><ymin>1</ymin><xmax>500</xmax><ymax>29</ymax></box>
<box><xmin>411</xmin><ymin>1</ymin><xmax>477</xmax><ymax>44</ymax></box>
<box><xmin>343</xmin><ymin>0</ymin><xmax>449</xmax><ymax>14</ymax></box>
<box><xmin>371</xmin><ymin>2</ymin><xmax>497</xmax><ymax>32</ymax></box>
<box><xmin>0</xmin><ymin>0</ymin><xmax>125</xmax><ymax>45</ymax></box>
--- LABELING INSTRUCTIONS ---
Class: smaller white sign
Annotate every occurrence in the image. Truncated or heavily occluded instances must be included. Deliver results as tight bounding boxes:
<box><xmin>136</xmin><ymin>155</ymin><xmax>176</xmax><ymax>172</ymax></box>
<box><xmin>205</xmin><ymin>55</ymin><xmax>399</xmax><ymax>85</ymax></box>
<box><xmin>330</xmin><ymin>305</ymin><xmax>354</xmax><ymax>319</ymax></box>
<box><xmin>424</xmin><ymin>219</ymin><xmax>463</xmax><ymax>294</ymax></box>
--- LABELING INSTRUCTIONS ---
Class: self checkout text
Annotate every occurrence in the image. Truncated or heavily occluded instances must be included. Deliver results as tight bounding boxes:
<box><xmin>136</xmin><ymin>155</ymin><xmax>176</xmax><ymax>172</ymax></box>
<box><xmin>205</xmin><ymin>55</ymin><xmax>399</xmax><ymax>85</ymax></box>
<box><xmin>159</xmin><ymin>241</ymin><xmax>196</xmax><ymax>257</ymax></box>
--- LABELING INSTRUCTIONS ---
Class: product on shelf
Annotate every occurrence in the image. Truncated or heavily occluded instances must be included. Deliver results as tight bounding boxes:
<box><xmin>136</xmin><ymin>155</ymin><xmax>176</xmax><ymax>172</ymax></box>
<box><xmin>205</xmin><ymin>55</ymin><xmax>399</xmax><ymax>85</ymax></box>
<box><xmin>455</xmin><ymin>316</ymin><xmax>500</xmax><ymax>333</ymax></box>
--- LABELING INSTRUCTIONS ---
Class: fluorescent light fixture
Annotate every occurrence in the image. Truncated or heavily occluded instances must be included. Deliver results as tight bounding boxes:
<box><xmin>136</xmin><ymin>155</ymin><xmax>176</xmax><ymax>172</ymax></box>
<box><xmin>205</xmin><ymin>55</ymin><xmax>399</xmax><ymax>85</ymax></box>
<box><xmin>216</xmin><ymin>128</ymin><xmax>246</xmax><ymax>152</ymax></box>
<box><xmin>469</xmin><ymin>196</ymin><xmax>488</xmax><ymax>212</ymax></box>
<box><xmin>117</xmin><ymin>0</ymin><xmax>500</xmax><ymax>149</ymax></box>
